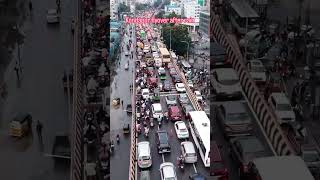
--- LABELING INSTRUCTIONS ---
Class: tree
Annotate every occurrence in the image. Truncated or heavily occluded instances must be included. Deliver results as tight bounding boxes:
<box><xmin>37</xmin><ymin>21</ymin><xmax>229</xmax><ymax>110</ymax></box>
<box><xmin>162</xmin><ymin>25</ymin><xmax>192</xmax><ymax>56</ymax></box>
<box><xmin>118</xmin><ymin>3</ymin><xmax>130</xmax><ymax>12</ymax></box>
<box><xmin>166</xmin><ymin>12</ymin><xmax>181</xmax><ymax>26</ymax></box>
<box><xmin>136</xmin><ymin>3</ymin><xmax>150</xmax><ymax>11</ymax></box>
<box><xmin>155</xmin><ymin>11</ymin><xmax>165</xmax><ymax>18</ymax></box>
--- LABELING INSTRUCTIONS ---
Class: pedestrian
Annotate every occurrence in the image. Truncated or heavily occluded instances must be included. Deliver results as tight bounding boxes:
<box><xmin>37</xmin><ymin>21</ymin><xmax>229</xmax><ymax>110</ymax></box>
<box><xmin>36</xmin><ymin>120</ymin><xmax>43</xmax><ymax>142</ymax></box>
<box><xmin>14</xmin><ymin>63</ymin><xmax>20</xmax><ymax>81</ymax></box>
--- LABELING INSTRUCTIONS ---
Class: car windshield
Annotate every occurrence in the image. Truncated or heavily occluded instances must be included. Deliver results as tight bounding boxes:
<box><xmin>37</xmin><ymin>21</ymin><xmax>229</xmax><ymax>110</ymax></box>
<box><xmin>304</xmin><ymin>151</ymin><xmax>320</xmax><ymax>162</ymax></box>
<box><xmin>177</xmin><ymin>84</ymin><xmax>184</xmax><ymax>88</ymax></box>
<box><xmin>277</xmin><ymin>104</ymin><xmax>292</xmax><ymax>111</ymax></box>
<box><xmin>142</xmin><ymin>156</ymin><xmax>150</xmax><ymax>160</ymax></box>
<box><xmin>180</xmin><ymin>95</ymin><xmax>188</xmax><ymax>100</ymax></box>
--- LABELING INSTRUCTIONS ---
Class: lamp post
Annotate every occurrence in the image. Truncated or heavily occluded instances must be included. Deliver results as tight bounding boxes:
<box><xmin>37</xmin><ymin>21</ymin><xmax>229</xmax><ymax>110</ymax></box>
<box><xmin>181</xmin><ymin>40</ymin><xmax>189</xmax><ymax>62</ymax></box>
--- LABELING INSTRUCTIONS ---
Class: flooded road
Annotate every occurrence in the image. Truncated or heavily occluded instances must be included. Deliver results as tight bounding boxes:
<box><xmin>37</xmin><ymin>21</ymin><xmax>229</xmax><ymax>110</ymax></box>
<box><xmin>110</xmin><ymin>24</ymin><xmax>136</xmax><ymax>180</ymax></box>
<box><xmin>0</xmin><ymin>0</ymin><xmax>75</xmax><ymax>179</ymax></box>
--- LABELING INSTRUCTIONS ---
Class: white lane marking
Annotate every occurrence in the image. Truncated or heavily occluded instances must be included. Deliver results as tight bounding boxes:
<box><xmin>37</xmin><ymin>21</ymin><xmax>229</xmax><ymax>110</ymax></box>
<box><xmin>162</xmin><ymin>154</ymin><xmax>165</xmax><ymax>163</ymax></box>
<box><xmin>192</xmin><ymin>163</ymin><xmax>197</xmax><ymax>173</ymax></box>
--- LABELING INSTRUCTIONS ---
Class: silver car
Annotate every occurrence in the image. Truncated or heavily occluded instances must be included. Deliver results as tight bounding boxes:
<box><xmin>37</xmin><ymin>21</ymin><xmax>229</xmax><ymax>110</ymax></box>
<box><xmin>178</xmin><ymin>94</ymin><xmax>189</xmax><ymax>104</ymax></box>
<box><xmin>165</xmin><ymin>95</ymin><xmax>177</xmax><ymax>106</ymax></box>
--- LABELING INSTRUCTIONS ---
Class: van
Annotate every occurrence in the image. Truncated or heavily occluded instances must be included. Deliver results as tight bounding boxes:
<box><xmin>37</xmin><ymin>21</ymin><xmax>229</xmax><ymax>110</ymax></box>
<box><xmin>268</xmin><ymin>92</ymin><xmax>296</xmax><ymax>124</ymax></box>
<box><xmin>151</xmin><ymin>103</ymin><xmax>163</xmax><ymax>119</ymax></box>
<box><xmin>181</xmin><ymin>141</ymin><xmax>197</xmax><ymax>163</ymax></box>
<box><xmin>181</xmin><ymin>60</ymin><xmax>191</xmax><ymax>73</ymax></box>
<box><xmin>142</xmin><ymin>89</ymin><xmax>150</xmax><ymax>99</ymax></box>
<box><xmin>137</xmin><ymin>141</ymin><xmax>152</xmax><ymax>168</ymax></box>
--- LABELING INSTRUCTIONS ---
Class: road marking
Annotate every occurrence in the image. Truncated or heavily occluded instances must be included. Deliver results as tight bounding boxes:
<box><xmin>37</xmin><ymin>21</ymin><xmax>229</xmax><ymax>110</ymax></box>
<box><xmin>192</xmin><ymin>163</ymin><xmax>197</xmax><ymax>173</ymax></box>
<box><xmin>162</xmin><ymin>154</ymin><xmax>165</xmax><ymax>163</ymax></box>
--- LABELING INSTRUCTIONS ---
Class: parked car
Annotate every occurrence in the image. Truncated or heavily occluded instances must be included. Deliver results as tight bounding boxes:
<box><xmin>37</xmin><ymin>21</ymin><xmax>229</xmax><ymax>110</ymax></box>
<box><xmin>182</xmin><ymin>104</ymin><xmax>194</xmax><ymax>119</ymax></box>
<box><xmin>215</xmin><ymin>102</ymin><xmax>253</xmax><ymax>137</ymax></box>
<box><xmin>160</xmin><ymin>162</ymin><xmax>177</xmax><ymax>180</ymax></box>
<box><xmin>211</xmin><ymin>68</ymin><xmax>242</xmax><ymax>100</ymax></box>
<box><xmin>178</xmin><ymin>94</ymin><xmax>189</xmax><ymax>104</ymax></box>
<box><xmin>168</xmin><ymin>106</ymin><xmax>182</xmax><ymax>121</ymax></box>
<box><xmin>175</xmin><ymin>83</ymin><xmax>186</xmax><ymax>92</ymax></box>
<box><xmin>229</xmin><ymin>135</ymin><xmax>270</xmax><ymax>175</ymax></box>
<box><xmin>46</xmin><ymin>9</ymin><xmax>60</xmax><ymax>23</ymax></box>
<box><xmin>194</xmin><ymin>91</ymin><xmax>203</xmax><ymax>101</ymax></box>
<box><xmin>166</xmin><ymin>95</ymin><xmax>177</xmax><ymax>106</ymax></box>
<box><xmin>157</xmin><ymin>130</ymin><xmax>171</xmax><ymax>153</ymax></box>
<box><xmin>163</xmin><ymin>80</ymin><xmax>172</xmax><ymax>91</ymax></box>
<box><xmin>174</xmin><ymin>121</ymin><xmax>189</xmax><ymax>139</ymax></box>
<box><xmin>210</xmin><ymin>141</ymin><xmax>228</xmax><ymax>177</ymax></box>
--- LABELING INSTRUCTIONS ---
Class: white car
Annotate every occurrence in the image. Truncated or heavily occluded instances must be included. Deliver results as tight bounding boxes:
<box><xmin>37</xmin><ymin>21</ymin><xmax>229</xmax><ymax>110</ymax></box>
<box><xmin>212</xmin><ymin>68</ymin><xmax>242</xmax><ymax>99</ymax></box>
<box><xmin>174</xmin><ymin>121</ymin><xmax>189</xmax><ymax>139</ymax></box>
<box><xmin>160</xmin><ymin>162</ymin><xmax>177</xmax><ymax>180</ymax></box>
<box><xmin>175</xmin><ymin>83</ymin><xmax>186</xmax><ymax>93</ymax></box>
<box><xmin>158</xmin><ymin>67</ymin><xmax>166</xmax><ymax>75</ymax></box>
<box><xmin>248</xmin><ymin>59</ymin><xmax>267</xmax><ymax>84</ymax></box>
<box><xmin>46</xmin><ymin>9</ymin><xmax>59</xmax><ymax>23</ymax></box>
<box><xmin>142</xmin><ymin>89</ymin><xmax>150</xmax><ymax>99</ymax></box>
<box><xmin>125</xmin><ymin>51</ymin><xmax>129</xmax><ymax>56</ymax></box>
<box><xmin>194</xmin><ymin>91</ymin><xmax>203</xmax><ymax>101</ymax></box>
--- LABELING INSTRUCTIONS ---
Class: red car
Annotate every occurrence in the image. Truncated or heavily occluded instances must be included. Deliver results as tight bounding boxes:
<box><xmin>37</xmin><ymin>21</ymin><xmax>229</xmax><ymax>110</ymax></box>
<box><xmin>147</xmin><ymin>77</ymin><xmax>158</xmax><ymax>88</ymax></box>
<box><xmin>210</xmin><ymin>141</ymin><xmax>228</xmax><ymax>178</ymax></box>
<box><xmin>168</xmin><ymin>106</ymin><xmax>182</xmax><ymax>121</ymax></box>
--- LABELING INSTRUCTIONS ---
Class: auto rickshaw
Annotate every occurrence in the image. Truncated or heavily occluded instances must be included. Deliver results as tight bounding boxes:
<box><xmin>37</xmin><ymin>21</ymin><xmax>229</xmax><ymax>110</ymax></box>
<box><xmin>123</xmin><ymin>123</ymin><xmax>130</xmax><ymax>134</ymax></box>
<box><xmin>9</xmin><ymin>113</ymin><xmax>32</xmax><ymax>138</ymax></box>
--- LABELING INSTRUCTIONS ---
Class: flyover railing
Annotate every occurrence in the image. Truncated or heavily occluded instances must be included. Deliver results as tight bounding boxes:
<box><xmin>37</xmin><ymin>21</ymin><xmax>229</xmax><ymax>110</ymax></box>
<box><xmin>70</xmin><ymin>0</ymin><xmax>84</xmax><ymax>180</ymax></box>
<box><xmin>210</xmin><ymin>14</ymin><xmax>298</xmax><ymax>155</ymax></box>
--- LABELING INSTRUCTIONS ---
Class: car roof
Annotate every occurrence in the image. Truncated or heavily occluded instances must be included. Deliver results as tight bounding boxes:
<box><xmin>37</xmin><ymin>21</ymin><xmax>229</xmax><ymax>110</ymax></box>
<box><xmin>160</xmin><ymin>162</ymin><xmax>175</xmax><ymax>177</ymax></box>
<box><xmin>152</xmin><ymin>103</ymin><xmax>162</xmax><ymax>110</ymax></box>
<box><xmin>232</xmin><ymin>136</ymin><xmax>265</xmax><ymax>152</ymax></box>
<box><xmin>142</xmin><ymin>89</ymin><xmax>149</xmax><ymax>92</ymax></box>
<box><xmin>170</xmin><ymin>106</ymin><xmax>179</xmax><ymax>111</ymax></box>
<box><xmin>181</xmin><ymin>141</ymin><xmax>195</xmax><ymax>153</ymax></box>
<box><xmin>175</xmin><ymin>121</ymin><xmax>187</xmax><ymax>129</ymax></box>
<box><xmin>138</xmin><ymin>141</ymin><xmax>150</xmax><ymax>155</ymax></box>
<box><xmin>214</xmin><ymin>68</ymin><xmax>239</xmax><ymax>80</ymax></box>
<box><xmin>221</xmin><ymin>102</ymin><xmax>247</xmax><ymax>113</ymax></box>
<box><xmin>270</xmin><ymin>93</ymin><xmax>290</xmax><ymax>104</ymax></box>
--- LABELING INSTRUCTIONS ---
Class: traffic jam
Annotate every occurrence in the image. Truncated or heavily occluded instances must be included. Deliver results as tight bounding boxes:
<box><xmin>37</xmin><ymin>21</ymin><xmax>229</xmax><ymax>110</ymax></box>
<box><xmin>131</xmin><ymin>11</ymin><xmax>210</xmax><ymax>180</ymax></box>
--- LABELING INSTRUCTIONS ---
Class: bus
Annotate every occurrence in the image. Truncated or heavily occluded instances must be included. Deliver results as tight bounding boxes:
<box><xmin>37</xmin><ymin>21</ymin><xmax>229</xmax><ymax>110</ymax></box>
<box><xmin>228</xmin><ymin>0</ymin><xmax>260</xmax><ymax>34</ymax></box>
<box><xmin>158</xmin><ymin>47</ymin><xmax>171</xmax><ymax>64</ymax></box>
<box><xmin>180</xmin><ymin>60</ymin><xmax>192</xmax><ymax>73</ymax></box>
<box><xmin>189</xmin><ymin>111</ymin><xmax>210</xmax><ymax>167</ymax></box>
<box><xmin>246</xmin><ymin>156</ymin><xmax>314</xmax><ymax>180</ymax></box>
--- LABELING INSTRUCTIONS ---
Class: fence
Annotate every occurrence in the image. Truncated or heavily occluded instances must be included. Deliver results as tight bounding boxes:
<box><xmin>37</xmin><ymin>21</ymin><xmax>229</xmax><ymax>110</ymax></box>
<box><xmin>70</xmin><ymin>0</ymin><xmax>84</xmax><ymax>180</ymax></box>
<box><xmin>128</xmin><ymin>70</ymin><xmax>137</xmax><ymax>180</ymax></box>
<box><xmin>211</xmin><ymin>14</ymin><xmax>298</xmax><ymax>155</ymax></box>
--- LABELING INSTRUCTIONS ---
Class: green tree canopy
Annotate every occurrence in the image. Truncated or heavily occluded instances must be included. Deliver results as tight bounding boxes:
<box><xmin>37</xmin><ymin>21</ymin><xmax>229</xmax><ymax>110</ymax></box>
<box><xmin>162</xmin><ymin>25</ymin><xmax>192</xmax><ymax>56</ymax></box>
<box><xmin>155</xmin><ymin>10</ymin><xmax>165</xmax><ymax>18</ymax></box>
<box><xmin>119</xmin><ymin>3</ymin><xmax>130</xmax><ymax>12</ymax></box>
<box><xmin>135</xmin><ymin>3</ymin><xmax>150</xmax><ymax>11</ymax></box>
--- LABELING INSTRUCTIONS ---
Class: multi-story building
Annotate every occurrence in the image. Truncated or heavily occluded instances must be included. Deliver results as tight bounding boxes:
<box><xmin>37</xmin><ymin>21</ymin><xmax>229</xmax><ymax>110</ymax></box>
<box><xmin>182</xmin><ymin>1</ymin><xmax>200</xmax><ymax>31</ymax></box>
<box><xmin>199</xmin><ymin>10</ymin><xmax>209</xmax><ymax>37</ymax></box>
<box><xmin>110</xmin><ymin>0</ymin><xmax>119</xmax><ymax>20</ymax></box>
<box><xmin>165</xmin><ymin>4</ymin><xmax>182</xmax><ymax>16</ymax></box>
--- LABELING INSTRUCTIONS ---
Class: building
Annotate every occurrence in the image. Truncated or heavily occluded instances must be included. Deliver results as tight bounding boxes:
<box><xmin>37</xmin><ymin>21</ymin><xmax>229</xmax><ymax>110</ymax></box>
<box><xmin>164</xmin><ymin>4</ymin><xmax>182</xmax><ymax>16</ymax></box>
<box><xmin>199</xmin><ymin>11</ymin><xmax>209</xmax><ymax>37</ymax></box>
<box><xmin>182</xmin><ymin>1</ymin><xmax>200</xmax><ymax>31</ymax></box>
<box><xmin>110</xmin><ymin>0</ymin><xmax>118</xmax><ymax>20</ymax></box>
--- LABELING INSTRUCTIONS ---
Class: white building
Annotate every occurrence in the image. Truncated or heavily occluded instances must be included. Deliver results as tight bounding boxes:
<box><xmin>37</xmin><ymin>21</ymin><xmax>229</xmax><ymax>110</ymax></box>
<box><xmin>110</xmin><ymin>0</ymin><xmax>119</xmax><ymax>20</ymax></box>
<box><xmin>165</xmin><ymin>4</ymin><xmax>182</xmax><ymax>16</ymax></box>
<box><xmin>182</xmin><ymin>1</ymin><xmax>200</xmax><ymax>31</ymax></box>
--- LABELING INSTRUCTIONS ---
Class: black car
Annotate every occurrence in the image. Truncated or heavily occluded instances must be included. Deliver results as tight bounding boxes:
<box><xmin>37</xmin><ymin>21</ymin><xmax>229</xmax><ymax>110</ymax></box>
<box><xmin>163</xmin><ymin>80</ymin><xmax>172</xmax><ymax>91</ymax></box>
<box><xmin>172</xmin><ymin>75</ymin><xmax>181</xmax><ymax>83</ymax></box>
<box><xmin>189</xmin><ymin>173</ymin><xmax>207</xmax><ymax>180</ymax></box>
<box><xmin>156</xmin><ymin>130</ymin><xmax>171</xmax><ymax>153</ymax></box>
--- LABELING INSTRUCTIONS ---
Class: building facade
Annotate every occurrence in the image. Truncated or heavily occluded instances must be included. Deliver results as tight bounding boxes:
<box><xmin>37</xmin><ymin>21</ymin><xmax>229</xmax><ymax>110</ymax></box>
<box><xmin>165</xmin><ymin>4</ymin><xmax>182</xmax><ymax>16</ymax></box>
<box><xmin>199</xmin><ymin>11</ymin><xmax>209</xmax><ymax>37</ymax></box>
<box><xmin>182</xmin><ymin>1</ymin><xmax>200</xmax><ymax>30</ymax></box>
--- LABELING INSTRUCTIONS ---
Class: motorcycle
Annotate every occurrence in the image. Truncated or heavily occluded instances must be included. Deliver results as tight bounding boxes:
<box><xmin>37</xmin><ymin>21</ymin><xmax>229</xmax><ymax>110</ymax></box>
<box><xmin>110</xmin><ymin>143</ymin><xmax>115</xmax><ymax>154</ymax></box>
<box><xmin>150</xmin><ymin>118</ymin><xmax>154</xmax><ymax>127</ymax></box>
<box><xmin>177</xmin><ymin>157</ymin><xmax>185</xmax><ymax>171</ymax></box>
<box><xmin>116</xmin><ymin>135</ymin><xmax>120</xmax><ymax>144</ymax></box>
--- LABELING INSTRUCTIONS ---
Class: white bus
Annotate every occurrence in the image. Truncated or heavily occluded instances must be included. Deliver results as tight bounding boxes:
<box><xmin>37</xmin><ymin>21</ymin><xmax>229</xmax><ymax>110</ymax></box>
<box><xmin>189</xmin><ymin>111</ymin><xmax>210</xmax><ymax>167</ymax></box>
<box><xmin>159</xmin><ymin>47</ymin><xmax>171</xmax><ymax>64</ymax></box>
<box><xmin>229</xmin><ymin>0</ymin><xmax>260</xmax><ymax>34</ymax></box>
<box><xmin>247</xmin><ymin>156</ymin><xmax>314</xmax><ymax>180</ymax></box>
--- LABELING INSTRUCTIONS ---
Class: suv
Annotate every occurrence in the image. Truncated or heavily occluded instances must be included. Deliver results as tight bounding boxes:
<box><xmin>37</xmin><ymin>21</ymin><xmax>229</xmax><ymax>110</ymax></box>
<box><xmin>157</xmin><ymin>130</ymin><xmax>171</xmax><ymax>153</ymax></box>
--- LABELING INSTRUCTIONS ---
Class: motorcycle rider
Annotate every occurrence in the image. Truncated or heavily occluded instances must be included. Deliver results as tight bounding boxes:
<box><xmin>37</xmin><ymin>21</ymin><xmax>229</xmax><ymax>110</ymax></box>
<box><xmin>178</xmin><ymin>155</ymin><xmax>184</xmax><ymax>169</ymax></box>
<box><xmin>116</xmin><ymin>134</ymin><xmax>120</xmax><ymax>143</ymax></box>
<box><xmin>110</xmin><ymin>140</ymin><xmax>115</xmax><ymax>153</ymax></box>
